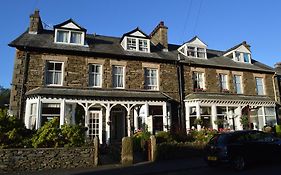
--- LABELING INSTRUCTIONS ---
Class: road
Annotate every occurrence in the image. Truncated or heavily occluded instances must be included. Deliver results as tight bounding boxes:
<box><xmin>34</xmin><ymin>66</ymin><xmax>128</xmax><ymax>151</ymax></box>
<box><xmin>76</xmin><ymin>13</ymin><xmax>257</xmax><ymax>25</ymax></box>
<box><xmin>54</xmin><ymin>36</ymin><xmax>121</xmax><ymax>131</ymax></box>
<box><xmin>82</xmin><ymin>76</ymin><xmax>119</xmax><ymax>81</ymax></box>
<box><xmin>152</xmin><ymin>162</ymin><xmax>281</xmax><ymax>175</ymax></box>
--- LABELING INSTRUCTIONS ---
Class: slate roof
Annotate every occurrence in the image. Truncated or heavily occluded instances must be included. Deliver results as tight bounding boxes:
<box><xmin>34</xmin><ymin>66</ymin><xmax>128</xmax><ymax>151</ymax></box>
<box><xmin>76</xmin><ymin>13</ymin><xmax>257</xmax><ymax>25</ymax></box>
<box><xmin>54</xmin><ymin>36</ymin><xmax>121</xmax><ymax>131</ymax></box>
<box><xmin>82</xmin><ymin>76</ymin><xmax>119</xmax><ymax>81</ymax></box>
<box><xmin>185</xmin><ymin>93</ymin><xmax>275</xmax><ymax>102</ymax></box>
<box><xmin>25</xmin><ymin>87</ymin><xmax>170</xmax><ymax>101</ymax></box>
<box><xmin>9</xmin><ymin>29</ymin><xmax>275</xmax><ymax>73</ymax></box>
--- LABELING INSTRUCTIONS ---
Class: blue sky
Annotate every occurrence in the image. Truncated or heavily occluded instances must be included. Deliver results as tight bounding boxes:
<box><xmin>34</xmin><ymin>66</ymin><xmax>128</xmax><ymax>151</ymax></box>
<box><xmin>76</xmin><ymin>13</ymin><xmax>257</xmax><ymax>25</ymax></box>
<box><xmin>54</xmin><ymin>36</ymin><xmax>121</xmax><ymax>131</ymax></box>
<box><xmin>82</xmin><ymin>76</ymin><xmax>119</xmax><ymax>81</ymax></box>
<box><xmin>1</xmin><ymin>0</ymin><xmax>281</xmax><ymax>88</ymax></box>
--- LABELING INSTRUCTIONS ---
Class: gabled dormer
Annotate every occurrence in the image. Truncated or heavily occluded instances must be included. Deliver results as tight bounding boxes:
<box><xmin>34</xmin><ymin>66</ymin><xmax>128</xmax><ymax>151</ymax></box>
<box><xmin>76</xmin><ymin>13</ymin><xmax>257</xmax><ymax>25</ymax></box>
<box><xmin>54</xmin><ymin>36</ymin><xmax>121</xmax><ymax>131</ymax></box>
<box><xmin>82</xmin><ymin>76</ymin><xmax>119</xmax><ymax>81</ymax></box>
<box><xmin>54</xmin><ymin>19</ymin><xmax>86</xmax><ymax>46</ymax></box>
<box><xmin>120</xmin><ymin>28</ymin><xmax>150</xmax><ymax>53</ymax></box>
<box><xmin>178</xmin><ymin>36</ymin><xmax>207</xmax><ymax>59</ymax></box>
<box><xmin>223</xmin><ymin>41</ymin><xmax>252</xmax><ymax>64</ymax></box>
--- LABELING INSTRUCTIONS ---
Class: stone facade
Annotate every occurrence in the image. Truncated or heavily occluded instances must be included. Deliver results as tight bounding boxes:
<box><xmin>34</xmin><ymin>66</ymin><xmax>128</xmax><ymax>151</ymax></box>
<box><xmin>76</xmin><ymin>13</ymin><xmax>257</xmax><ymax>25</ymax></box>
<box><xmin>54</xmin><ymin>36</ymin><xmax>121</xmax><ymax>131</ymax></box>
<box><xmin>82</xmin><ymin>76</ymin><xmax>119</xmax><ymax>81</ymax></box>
<box><xmin>0</xmin><ymin>147</ymin><xmax>95</xmax><ymax>173</ymax></box>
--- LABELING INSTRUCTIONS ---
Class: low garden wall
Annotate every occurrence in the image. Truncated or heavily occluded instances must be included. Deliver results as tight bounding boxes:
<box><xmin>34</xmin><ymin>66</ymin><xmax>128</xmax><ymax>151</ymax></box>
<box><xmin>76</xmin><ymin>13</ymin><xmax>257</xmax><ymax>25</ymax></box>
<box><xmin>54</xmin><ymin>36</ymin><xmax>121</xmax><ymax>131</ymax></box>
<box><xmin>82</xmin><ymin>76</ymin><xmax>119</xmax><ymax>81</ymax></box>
<box><xmin>0</xmin><ymin>147</ymin><xmax>95</xmax><ymax>173</ymax></box>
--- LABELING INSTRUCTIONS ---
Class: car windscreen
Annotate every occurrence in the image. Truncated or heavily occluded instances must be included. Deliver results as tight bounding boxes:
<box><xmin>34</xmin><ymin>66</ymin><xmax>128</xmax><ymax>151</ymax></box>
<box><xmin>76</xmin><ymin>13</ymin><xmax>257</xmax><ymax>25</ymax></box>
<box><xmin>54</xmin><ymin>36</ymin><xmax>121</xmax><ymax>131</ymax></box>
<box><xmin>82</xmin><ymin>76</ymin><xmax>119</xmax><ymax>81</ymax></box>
<box><xmin>209</xmin><ymin>134</ymin><xmax>231</xmax><ymax>146</ymax></box>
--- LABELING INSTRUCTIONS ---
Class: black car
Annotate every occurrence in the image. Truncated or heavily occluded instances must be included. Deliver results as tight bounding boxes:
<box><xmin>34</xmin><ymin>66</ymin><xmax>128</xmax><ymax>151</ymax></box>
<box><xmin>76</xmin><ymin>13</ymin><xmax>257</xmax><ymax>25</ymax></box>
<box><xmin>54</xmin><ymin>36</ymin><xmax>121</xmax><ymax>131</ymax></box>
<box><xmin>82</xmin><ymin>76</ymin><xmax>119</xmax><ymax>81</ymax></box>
<box><xmin>205</xmin><ymin>130</ymin><xmax>281</xmax><ymax>170</ymax></box>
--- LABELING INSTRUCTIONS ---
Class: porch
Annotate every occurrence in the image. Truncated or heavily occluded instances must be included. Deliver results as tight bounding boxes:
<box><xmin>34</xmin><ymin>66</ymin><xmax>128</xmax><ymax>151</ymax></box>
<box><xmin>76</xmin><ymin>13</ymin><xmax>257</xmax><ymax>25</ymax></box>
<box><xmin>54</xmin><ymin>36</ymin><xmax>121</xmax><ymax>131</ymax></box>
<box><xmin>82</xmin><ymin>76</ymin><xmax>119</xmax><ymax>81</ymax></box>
<box><xmin>24</xmin><ymin>87</ymin><xmax>172</xmax><ymax>144</ymax></box>
<box><xmin>185</xmin><ymin>93</ymin><xmax>277</xmax><ymax>131</ymax></box>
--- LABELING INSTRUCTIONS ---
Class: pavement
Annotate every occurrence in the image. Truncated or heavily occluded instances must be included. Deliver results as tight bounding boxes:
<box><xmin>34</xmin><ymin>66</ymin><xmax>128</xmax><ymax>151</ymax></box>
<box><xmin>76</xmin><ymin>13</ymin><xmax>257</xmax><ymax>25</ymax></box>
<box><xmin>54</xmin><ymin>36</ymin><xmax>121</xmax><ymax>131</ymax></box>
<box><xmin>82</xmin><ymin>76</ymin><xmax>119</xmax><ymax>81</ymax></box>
<box><xmin>3</xmin><ymin>157</ymin><xmax>207</xmax><ymax>175</ymax></box>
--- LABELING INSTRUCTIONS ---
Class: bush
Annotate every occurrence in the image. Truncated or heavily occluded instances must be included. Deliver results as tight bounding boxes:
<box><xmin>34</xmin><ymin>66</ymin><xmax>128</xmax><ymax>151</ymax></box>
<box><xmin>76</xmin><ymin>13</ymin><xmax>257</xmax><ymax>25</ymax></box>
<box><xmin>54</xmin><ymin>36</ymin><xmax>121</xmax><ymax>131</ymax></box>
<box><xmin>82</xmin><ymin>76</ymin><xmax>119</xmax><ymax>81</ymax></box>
<box><xmin>31</xmin><ymin>117</ymin><xmax>63</xmax><ymax>148</ymax></box>
<box><xmin>188</xmin><ymin>129</ymin><xmax>217</xmax><ymax>144</ymax></box>
<box><xmin>276</xmin><ymin>124</ymin><xmax>281</xmax><ymax>137</ymax></box>
<box><xmin>0</xmin><ymin>109</ymin><xmax>33</xmax><ymax>148</ymax></box>
<box><xmin>155</xmin><ymin>131</ymin><xmax>173</xmax><ymax>143</ymax></box>
<box><xmin>32</xmin><ymin>118</ymin><xmax>87</xmax><ymax>148</ymax></box>
<box><xmin>132</xmin><ymin>129</ymin><xmax>151</xmax><ymax>152</ymax></box>
<box><xmin>156</xmin><ymin>142</ymin><xmax>206</xmax><ymax>160</ymax></box>
<box><xmin>61</xmin><ymin>124</ymin><xmax>87</xmax><ymax>147</ymax></box>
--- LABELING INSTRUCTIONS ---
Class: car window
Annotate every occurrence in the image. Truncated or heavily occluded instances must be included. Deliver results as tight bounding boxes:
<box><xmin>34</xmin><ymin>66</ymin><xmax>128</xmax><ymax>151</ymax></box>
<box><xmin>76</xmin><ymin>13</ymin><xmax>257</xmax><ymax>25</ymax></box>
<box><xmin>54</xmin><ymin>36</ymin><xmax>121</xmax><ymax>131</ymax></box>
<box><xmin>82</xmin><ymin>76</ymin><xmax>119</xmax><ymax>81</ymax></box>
<box><xmin>247</xmin><ymin>132</ymin><xmax>274</xmax><ymax>142</ymax></box>
<box><xmin>209</xmin><ymin>134</ymin><xmax>230</xmax><ymax>145</ymax></box>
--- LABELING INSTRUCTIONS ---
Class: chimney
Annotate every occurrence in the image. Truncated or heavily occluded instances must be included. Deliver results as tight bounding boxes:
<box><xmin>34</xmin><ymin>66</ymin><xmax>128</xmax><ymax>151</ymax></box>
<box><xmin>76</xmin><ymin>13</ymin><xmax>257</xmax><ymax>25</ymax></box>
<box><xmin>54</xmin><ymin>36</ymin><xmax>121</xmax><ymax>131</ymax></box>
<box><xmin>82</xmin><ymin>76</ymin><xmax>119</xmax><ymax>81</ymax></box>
<box><xmin>242</xmin><ymin>41</ymin><xmax>251</xmax><ymax>51</ymax></box>
<box><xmin>29</xmin><ymin>9</ymin><xmax>43</xmax><ymax>34</ymax></box>
<box><xmin>150</xmin><ymin>21</ymin><xmax>168</xmax><ymax>51</ymax></box>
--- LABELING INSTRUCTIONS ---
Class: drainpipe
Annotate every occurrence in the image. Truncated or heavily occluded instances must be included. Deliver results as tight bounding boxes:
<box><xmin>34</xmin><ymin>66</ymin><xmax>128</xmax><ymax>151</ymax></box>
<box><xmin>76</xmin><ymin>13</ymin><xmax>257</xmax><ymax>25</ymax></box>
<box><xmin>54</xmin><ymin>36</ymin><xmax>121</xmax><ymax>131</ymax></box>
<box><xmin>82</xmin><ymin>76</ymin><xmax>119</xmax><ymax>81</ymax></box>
<box><xmin>176</xmin><ymin>54</ymin><xmax>186</xmax><ymax>132</ymax></box>
<box><xmin>18</xmin><ymin>47</ymin><xmax>29</xmax><ymax>120</ymax></box>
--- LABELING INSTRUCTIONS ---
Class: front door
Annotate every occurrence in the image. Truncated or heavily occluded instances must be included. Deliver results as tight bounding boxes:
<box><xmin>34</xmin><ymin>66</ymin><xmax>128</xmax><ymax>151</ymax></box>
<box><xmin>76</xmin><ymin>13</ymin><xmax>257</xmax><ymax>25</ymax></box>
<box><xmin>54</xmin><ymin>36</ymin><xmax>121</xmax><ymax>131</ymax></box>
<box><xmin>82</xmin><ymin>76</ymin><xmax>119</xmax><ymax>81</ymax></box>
<box><xmin>88</xmin><ymin>111</ymin><xmax>102</xmax><ymax>143</ymax></box>
<box><xmin>111</xmin><ymin>111</ymin><xmax>125</xmax><ymax>142</ymax></box>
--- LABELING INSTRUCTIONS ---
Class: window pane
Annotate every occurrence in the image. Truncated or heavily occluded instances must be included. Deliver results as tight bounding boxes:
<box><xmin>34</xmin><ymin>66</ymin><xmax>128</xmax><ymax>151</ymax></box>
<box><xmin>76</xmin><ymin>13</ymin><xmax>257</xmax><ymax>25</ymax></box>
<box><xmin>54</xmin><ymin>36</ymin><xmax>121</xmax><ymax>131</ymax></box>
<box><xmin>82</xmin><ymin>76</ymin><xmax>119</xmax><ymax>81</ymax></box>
<box><xmin>46</xmin><ymin>62</ymin><xmax>63</xmax><ymax>85</ymax></box>
<box><xmin>235</xmin><ymin>51</ymin><xmax>241</xmax><ymax>61</ymax></box>
<box><xmin>113</xmin><ymin>66</ymin><xmax>124</xmax><ymax>88</ymax></box>
<box><xmin>127</xmin><ymin>38</ymin><xmax>136</xmax><ymax>50</ymax></box>
<box><xmin>139</xmin><ymin>39</ymin><xmax>148</xmax><ymax>52</ymax></box>
<box><xmin>70</xmin><ymin>32</ymin><xmax>82</xmax><ymax>44</ymax></box>
<box><xmin>243</xmin><ymin>53</ymin><xmax>250</xmax><ymax>63</ymax></box>
<box><xmin>220</xmin><ymin>74</ymin><xmax>228</xmax><ymax>90</ymax></box>
<box><xmin>89</xmin><ymin>64</ymin><xmax>102</xmax><ymax>87</ymax></box>
<box><xmin>234</xmin><ymin>75</ymin><xmax>242</xmax><ymax>94</ymax></box>
<box><xmin>255</xmin><ymin>78</ymin><xmax>264</xmax><ymax>95</ymax></box>
<box><xmin>57</xmin><ymin>31</ymin><xmax>69</xmax><ymax>43</ymax></box>
<box><xmin>187</xmin><ymin>47</ymin><xmax>195</xmax><ymax>57</ymax></box>
<box><xmin>145</xmin><ymin>68</ymin><xmax>158</xmax><ymax>90</ymax></box>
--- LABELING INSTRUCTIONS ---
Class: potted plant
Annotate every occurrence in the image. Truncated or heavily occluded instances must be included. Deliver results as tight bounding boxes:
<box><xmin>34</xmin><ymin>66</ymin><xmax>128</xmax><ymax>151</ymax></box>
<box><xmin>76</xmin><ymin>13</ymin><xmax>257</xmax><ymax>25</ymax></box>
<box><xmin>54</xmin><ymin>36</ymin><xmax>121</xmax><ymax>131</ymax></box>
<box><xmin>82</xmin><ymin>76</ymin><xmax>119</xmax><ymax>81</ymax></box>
<box><xmin>240</xmin><ymin>115</ymin><xmax>249</xmax><ymax>130</ymax></box>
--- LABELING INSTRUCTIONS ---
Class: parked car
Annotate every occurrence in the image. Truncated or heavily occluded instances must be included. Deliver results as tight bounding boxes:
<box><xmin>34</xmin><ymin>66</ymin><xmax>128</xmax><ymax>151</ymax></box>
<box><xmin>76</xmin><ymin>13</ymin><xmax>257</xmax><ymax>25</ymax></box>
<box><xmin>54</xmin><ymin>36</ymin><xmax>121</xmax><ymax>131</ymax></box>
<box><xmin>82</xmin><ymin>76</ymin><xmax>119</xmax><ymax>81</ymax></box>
<box><xmin>204</xmin><ymin>130</ymin><xmax>281</xmax><ymax>170</ymax></box>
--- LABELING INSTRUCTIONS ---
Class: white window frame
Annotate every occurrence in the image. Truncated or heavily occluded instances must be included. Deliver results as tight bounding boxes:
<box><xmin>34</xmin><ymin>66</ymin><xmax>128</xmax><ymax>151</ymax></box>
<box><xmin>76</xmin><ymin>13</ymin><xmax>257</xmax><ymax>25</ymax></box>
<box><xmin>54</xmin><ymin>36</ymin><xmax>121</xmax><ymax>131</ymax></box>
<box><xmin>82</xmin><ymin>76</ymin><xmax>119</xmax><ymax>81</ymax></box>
<box><xmin>89</xmin><ymin>64</ymin><xmax>102</xmax><ymax>88</ymax></box>
<box><xmin>88</xmin><ymin>110</ymin><xmax>103</xmax><ymax>143</ymax></box>
<box><xmin>233</xmin><ymin>75</ymin><xmax>243</xmax><ymax>94</ymax></box>
<box><xmin>255</xmin><ymin>77</ymin><xmax>265</xmax><ymax>95</ymax></box>
<box><xmin>193</xmin><ymin>72</ymin><xmax>205</xmax><ymax>91</ymax></box>
<box><xmin>139</xmin><ymin>39</ymin><xmax>149</xmax><ymax>52</ymax></box>
<box><xmin>54</xmin><ymin>29</ymin><xmax>85</xmax><ymax>45</ymax></box>
<box><xmin>125</xmin><ymin>36</ymin><xmax>150</xmax><ymax>52</ymax></box>
<box><xmin>233</xmin><ymin>51</ymin><xmax>252</xmax><ymax>63</ymax></box>
<box><xmin>112</xmin><ymin>65</ymin><xmax>125</xmax><ymax>89</ymax></box>
<box><xmin>219</xmin><ymin>74</ymin><xmax>228</xmax><ymax>91</ymax></box>
<box><xmin>178</xmin><ymin>44</ymin><xmax>207</xmax><ymax>59</ymax></box>
<box><xmin>144</xmin><ymin>68</ymin><xmax>159</xmax><ymax>90</ymax></box>
<box><xmin>45</xmin><ymin>61</ymin><xmax>64</xmax><ymax>86</ymax></box>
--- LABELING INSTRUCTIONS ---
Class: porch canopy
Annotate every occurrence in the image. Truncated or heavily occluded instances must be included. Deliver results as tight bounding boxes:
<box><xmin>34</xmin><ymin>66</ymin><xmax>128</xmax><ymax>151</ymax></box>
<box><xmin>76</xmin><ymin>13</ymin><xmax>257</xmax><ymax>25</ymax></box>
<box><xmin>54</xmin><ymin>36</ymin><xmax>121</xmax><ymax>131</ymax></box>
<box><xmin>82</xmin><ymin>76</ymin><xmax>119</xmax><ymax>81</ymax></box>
<box><xmin>26</xmin><ymin>87</ymin><xmax>170</xmax><ymax>101</ymax></box>
<box><xmin>185</xmin><ymin>93</ymin><xmax>276</xmax><ymax>107</ymax></box>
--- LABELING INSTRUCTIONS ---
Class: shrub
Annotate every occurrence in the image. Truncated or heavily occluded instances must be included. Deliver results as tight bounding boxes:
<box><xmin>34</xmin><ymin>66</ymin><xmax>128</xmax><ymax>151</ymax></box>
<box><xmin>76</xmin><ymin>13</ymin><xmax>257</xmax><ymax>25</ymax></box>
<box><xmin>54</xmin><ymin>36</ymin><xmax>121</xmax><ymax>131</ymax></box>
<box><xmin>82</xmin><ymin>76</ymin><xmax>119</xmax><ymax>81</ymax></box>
<box><xmin>31</xmin><ymin>117</ymin><xmax>63</xmax><ymax>148</ymax></box>
<box><xmin>132</xmin><ymin>129</ymin><xmax>151</xmax><ymax>152</ymax></box>
<box><xmin>275</xmin><ymin>124</ymin><xmax>281</xmax><ymax>137</ymax></box>
<box><xmin>188</xmin><ymin>129</ymin><xmax>217</xmax><ymax>144</ymax></box>
<box><xmin>155</xmin><ymin>131</ymin><xmax>173</xmax><ymax>143</ymax></box>
<box><xmin>0</xmin><ymin>109</ymin><xmax>33</xmax><ymax>148</ymax></box>
<box><xmin>32</xmin><ymin>118</ymin><xmax>87</xmax><ymax>148</ymax></box>
<box><xmin>156</xmin><ymin>142</ymin><xmax>206</xmax><ymax>160</ymax></box>
<box><xmin>61</xmin><ymin>124</ymin><xmax>87</xmax><ymax>147</ymax></box>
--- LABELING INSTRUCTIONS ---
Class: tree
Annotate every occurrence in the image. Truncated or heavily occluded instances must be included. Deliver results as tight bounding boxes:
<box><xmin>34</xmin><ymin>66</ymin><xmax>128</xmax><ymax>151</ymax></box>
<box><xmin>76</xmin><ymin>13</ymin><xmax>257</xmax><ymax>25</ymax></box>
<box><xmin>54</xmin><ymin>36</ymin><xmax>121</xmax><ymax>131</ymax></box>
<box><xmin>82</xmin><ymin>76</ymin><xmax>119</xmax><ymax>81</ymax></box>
<box><xmin>0</xmin><ymin>86</ymin><xmax>10</xmax><ymax>109</ymax></box>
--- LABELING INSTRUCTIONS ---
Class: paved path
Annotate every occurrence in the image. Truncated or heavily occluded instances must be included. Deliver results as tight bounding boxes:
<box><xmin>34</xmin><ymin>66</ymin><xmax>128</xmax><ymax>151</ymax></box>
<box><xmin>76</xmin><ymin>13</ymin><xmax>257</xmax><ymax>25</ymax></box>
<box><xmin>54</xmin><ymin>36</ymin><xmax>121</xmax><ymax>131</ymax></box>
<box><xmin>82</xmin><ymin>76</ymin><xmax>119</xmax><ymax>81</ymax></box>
<box><xmin>4</xmin><ymin>157</ymin><xmax>206</xmax><ymax>175</ymax></box>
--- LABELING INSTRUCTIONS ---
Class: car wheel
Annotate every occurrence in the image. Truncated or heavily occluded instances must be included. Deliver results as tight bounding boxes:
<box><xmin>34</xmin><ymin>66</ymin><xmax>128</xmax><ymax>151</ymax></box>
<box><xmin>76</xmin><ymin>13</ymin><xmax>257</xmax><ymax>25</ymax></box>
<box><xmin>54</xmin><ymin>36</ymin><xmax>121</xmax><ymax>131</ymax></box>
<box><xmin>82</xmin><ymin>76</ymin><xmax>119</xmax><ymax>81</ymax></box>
<box><xmin>232</xmin><ymin>155</ymin><xmax>246</xmax><ymax>171</ymax></box>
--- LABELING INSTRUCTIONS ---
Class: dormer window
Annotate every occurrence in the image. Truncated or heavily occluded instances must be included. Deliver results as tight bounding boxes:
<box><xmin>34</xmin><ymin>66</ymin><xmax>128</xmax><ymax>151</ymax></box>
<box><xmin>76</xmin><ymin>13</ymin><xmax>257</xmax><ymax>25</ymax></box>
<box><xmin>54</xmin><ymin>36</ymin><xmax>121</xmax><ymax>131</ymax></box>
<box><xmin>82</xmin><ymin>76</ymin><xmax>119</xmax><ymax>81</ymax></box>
<box><xmin>224</xmin><ymin>41</ymin><xmax>252</xmax><ymax>64</ymax></box>
<box><xmin>121</xmin><ymin>28</ymin><xmax>150</xmax><ymax>53</ymax></box>
<box><xmin>54</xmin><ymin>19</ymin><xmax>86</xmax><ymax>46</ymax></box>
<box><xmin>178</xmin><ymin>36</ymin><xmax>208</xmax><ymax>59</ymax></box>
<box><xmin>55</xmin><ymin>29</ymin><xmax>84</xmax><ymax>45</ymax></box>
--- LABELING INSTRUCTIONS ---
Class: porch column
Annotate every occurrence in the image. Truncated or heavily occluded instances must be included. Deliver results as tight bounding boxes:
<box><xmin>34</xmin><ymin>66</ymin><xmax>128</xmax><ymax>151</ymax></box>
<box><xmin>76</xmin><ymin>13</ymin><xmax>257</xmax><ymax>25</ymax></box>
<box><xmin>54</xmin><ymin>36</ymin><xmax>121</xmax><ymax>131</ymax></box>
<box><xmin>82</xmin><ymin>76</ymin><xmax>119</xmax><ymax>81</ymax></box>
<box><xmin>236</xmin><ymin>106</ymin><xmax>243</xmax><ymax>130</ymax></box>
<box><xmin>36</xmin><ymin>97</ymin><xmax>41</xmax><ymax>129</ymax></box>
<box><xmin>105</xmin><ymin>104</ymin><xmax>110</xmax><ymax>144</ymax></box>
<box><xmin>196</xmin><ymin>103</ymin><xmax>201</xmax><ymax>130</ymax></box>
<box><xmin>85</xmin><ymin>103</ymin><xmax>89</xmax><ymax>134</ymax></box>
<box><xmin>127</xmin><ymin>114</ymin><xmax>131</xmax><ymax>137</ymax></box>
<box><xmin>186</xmin><ymin>105</ymin><xmax>190</xmax><ymax>132</ymax></box>
<box><xmin>211</xmin><ymin>105</ymin><xmax>218</xmax><ymax>130</ymax></box>
<box><xmin>262</xmin><ymin>106</ymin><xmax>266</xmax><ymax>127</ymax></box>
<box><xmin>60</xmin><ymin>99</ymin><xmax>66</xmax><ymax>127</ymax></box>
<box><xmin>162</xmin><ymin>102</ymin><xmax>168</xmax><ymax>132</ymax></box>
<box><xmin>133</xmin><ymin>107</ymin><xmax>138</xmax><ymax>132</ymax></box>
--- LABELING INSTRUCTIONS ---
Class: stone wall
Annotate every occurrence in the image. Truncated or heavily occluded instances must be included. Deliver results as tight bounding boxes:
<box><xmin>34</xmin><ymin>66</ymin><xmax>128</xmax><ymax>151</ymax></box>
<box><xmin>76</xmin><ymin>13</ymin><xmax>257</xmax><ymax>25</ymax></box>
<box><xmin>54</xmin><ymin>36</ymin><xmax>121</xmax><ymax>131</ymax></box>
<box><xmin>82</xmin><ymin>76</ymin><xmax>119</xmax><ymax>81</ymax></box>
<box><xmin>0</xmin><ymin>147</ymin><xmax>95</xmax><ymax>173</ymax></box>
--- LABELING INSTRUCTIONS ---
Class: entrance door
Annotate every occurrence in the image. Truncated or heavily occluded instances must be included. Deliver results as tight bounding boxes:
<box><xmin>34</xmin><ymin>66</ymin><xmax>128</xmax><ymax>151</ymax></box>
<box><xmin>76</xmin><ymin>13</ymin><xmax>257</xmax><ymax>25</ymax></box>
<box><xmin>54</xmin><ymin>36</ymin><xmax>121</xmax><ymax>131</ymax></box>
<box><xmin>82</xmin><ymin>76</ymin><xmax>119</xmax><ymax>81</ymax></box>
<box><xmin>111</xmin><ymin>111</ymin><xmax>125</xmax><ymax>142</ymax></box>
<box><xmin>88</xmin><ymin>111</ymin><xmax>102</xmax><ymax>143</ymax></box>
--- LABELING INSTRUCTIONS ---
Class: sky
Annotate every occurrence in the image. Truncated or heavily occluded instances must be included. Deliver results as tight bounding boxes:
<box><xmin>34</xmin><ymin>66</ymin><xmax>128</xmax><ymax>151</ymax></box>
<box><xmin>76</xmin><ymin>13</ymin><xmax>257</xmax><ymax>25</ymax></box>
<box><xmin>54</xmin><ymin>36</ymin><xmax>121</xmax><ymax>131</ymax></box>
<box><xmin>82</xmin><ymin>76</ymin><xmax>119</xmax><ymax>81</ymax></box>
<box><xmin>1</xmin><ymin>0</ymin><xmax>281</xmax><ymax>88</ymax></box>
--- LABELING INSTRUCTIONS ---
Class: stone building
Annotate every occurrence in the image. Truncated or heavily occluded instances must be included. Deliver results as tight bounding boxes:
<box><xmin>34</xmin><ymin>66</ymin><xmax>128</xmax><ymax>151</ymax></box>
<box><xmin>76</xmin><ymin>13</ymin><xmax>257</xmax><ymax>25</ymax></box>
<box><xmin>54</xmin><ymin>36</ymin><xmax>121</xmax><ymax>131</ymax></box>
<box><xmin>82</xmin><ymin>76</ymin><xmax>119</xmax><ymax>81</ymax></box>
<box><xmin>8</xmin><ymin>10</ymin><xmax>278</xmax><ymax>144</ymax></box>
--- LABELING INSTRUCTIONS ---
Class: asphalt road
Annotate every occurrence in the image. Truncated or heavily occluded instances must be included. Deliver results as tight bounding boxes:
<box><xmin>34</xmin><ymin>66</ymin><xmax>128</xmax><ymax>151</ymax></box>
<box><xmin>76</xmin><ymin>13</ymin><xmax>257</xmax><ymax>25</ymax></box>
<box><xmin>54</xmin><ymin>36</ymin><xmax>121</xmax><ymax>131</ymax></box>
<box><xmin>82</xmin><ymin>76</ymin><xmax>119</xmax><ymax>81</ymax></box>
<box><xmin>154</xmin><ymin>162</ymin><xmax>281</xmax><ymax>175</ymax></box>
